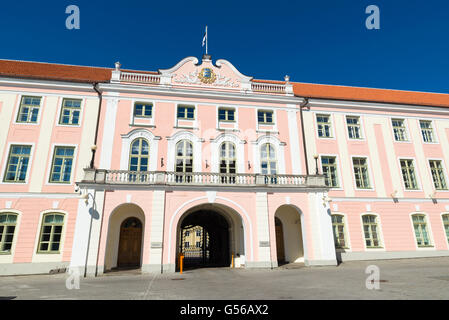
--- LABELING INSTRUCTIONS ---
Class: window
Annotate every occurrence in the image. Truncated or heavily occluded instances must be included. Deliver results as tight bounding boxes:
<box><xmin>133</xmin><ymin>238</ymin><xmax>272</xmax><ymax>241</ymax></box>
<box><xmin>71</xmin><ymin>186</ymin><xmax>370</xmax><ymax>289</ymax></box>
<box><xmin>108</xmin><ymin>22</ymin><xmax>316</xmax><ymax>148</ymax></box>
<box><xmin>196</xmin><ymin>241</ymin><xmax>201</xmax><ymax>248</ymax></box>
<box><xmin>429</xmin><ymin>160</ymin><xmax>447</xmax><ymax>190</ymax></box>
<box><xmin>134</xmin><ymin>102</ymin><xmax>153</xmax><ymax>118</ymax></box>
<box><xmin>38</xmin><ymin>213</ymin><xmax>64</xmax><ymax>253</ymax></box>
<box><xmin>260</xmin><ymin>143</ymin><xmax>277</xmax><ymax>175</ymax></box>
<box><xmin>16</xmin><ymin>96</ymin><xmax>41</xmax><ymax>123</ymax></box>
<box><xmin>346</xmin><ymin>116</ymin><xmax>361</xmax><ymax>139</ymax></box>
<box><xmin>177</xmin><ymin>105</ymin><xmax>195</xmax><ymax>120</ymax></box>
<box><xmin>412</xmin><ymin>214</ymin><xmax>432</xmax><ymax>247</ymax></box>
<box><xmin>59</xmin><ymin>99</ymin><xmax>81</xmax><ymax>125</ymax></box>
<box><xmin>185</xmin><ymin>231</ymin><xmax>190</xmax><ymax>236</ymax></box>
<box><xmin>220</xmin><ymin>142</ymin><xmax>236</xmax><ymax>183</ymax></box>
<box><xmin>400</xmin><ymin>159</ymin><xmax>418</xmax><ymax>190</ymax></box>
<box><xmin>321</xmin><ymin>156</ymin><xmax>339</xmax><ymax>187</ymax></box>
<box><xmin>0</xmin><ymin>213</ymin><xmax>18</xmax><ymax>254</ymax></box>
<box><xmin>175</xmin><ymin>140</ymin><xmax>193</xmax><ymax>183</ymax></box>
<box><xmin>331</xmin><ymin>215</ymin><xmax>347</xmax><ymax>249</ymax></box>
<box><xmin>258</xmin><ymin>110</ymin><xmax>273</xmax><ymax>124</ymax></box>
<box><xmin>196</xmin><ymin>230</ymin><xmax>201</xmax><ymax>237</ymax></box>
<box><xmin>362</xmin><ymin>215</ymin><xmax>382</xmax><ymax>248</ymax></box>
<box><xmin>442</xmin><ymin>214</ymin><xmax>449</xmax><ymax>244</ymax></box>
<box><xmin>420</xmin><ymin>120</ymin><xmax>435</xmax><ymax>143</ymax></box>
<box><xmin>3</xmin><ymin>145</ymin><xmax>31</xmax><ymax>183</ymax></box>
<box><xmin>218</xmin><ymin>108</ymin><xmax>235</xmax><ymax>122</ymax></box>
<box><xmin>316</xmin><ymin>114</ymin><xmax>332</xmax><ymax>138</ymax></box>
<box><xmin>184</xmin><ymin>241</ymin><xmax>190</xmax><ymax>248</ymax></box>
<box><xmin>49</xmin><ymin>147</ymin><xmax>75</xmax><ymax>183</ymax></box>
<box><xmin>129</xmin><ymin>138</ymin><xmax>149</xmax><ymax>171</ymax></box>
<box><xmin>392</xmin><ymin>119</ymin><xmax>408</xmax><ymax>141</ymax></box>
<box><xmin>352</xmin><ymin>157</ymin><xmax>370</xmax><ymax>189</ymax></box>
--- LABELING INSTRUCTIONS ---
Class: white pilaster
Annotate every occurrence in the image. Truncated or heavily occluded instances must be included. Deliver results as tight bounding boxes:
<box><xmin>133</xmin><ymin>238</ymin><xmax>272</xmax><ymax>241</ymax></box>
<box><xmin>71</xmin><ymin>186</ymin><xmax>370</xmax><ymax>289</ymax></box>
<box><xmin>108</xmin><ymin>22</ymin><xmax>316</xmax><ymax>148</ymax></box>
<box><xmin>254</xmin><ymin>192</ymin><xmax>272</xmax><ymax>268</ymax></box>
<box><xmin>144</xmin><ymin>190</ymin><xmax>166</xmax><ymax>273</ymax></box>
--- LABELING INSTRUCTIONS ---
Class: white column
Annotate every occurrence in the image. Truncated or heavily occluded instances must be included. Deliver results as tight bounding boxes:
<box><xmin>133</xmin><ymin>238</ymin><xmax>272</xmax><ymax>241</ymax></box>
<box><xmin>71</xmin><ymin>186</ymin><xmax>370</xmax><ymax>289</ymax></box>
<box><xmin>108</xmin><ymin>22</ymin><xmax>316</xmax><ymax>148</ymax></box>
<box><xmin>305</xmin><ymin>192</ymin><xmax>337</xmax><ymax>266</ymax></box>
<box><xmin>99</xmin><ymin>95</ymin><xmax>119</xmax><ymax>170</ymax></box>
<box><xmin>253</xmin><ymin>192</ymin><xmax>272</xmax><ymax>268</ymax></box>
<box><xmin>143</xmin><ymin>190</ymin><xmax>166</xmax><ymax>273</ymax></box>
<box><xmin>69</xmin><ymin>189</ymin><xmax>105</xmax><ymax>277</ymax></box>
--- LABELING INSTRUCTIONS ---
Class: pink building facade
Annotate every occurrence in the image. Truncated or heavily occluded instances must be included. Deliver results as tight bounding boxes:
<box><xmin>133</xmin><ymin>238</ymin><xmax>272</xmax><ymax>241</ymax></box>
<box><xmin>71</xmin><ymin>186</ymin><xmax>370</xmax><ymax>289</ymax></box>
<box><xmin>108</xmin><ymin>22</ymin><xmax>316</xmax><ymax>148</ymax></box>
<box><xmin>0</xmin><ymin>55</ymin><xmax>448</xmax><ymax>276</ymax></box>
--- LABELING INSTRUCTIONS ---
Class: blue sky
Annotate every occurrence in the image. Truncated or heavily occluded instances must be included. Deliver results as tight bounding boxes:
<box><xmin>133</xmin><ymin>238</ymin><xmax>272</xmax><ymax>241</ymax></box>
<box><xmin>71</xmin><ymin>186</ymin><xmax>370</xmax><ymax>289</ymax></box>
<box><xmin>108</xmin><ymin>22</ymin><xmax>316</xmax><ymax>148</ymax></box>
<box><xmin>1</xmin><ymin>0</ymin><xmax>448</xmax><ymax>93</ymax></box>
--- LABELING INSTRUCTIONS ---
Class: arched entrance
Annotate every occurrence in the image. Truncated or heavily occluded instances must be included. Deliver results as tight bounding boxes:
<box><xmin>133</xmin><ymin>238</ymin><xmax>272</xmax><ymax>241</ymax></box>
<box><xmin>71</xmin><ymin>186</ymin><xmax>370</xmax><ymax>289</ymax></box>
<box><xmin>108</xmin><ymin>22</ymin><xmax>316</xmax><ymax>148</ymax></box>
<box><xmin>103</xmin><ymin>203</ymin><xmax>145</xmax><ymax>272</ymax></box>
<box><xmin>117</xmin><ymin>217</ymin><xmax>143</xmax><ymax>268</ymax></box>
<box><xmin>175</xmin><ymin>204</ymin><xmax>245</xmax><ymax>271</ymax></box>
<box><xmin>275</xmin><ymin>217</ymin><xmax>285</xmax><ymax>263</ymax></box>
<box><xmin>274</xmin><ymin>205</ymin><xmax>305</xmax><ymax>265</ymax></box>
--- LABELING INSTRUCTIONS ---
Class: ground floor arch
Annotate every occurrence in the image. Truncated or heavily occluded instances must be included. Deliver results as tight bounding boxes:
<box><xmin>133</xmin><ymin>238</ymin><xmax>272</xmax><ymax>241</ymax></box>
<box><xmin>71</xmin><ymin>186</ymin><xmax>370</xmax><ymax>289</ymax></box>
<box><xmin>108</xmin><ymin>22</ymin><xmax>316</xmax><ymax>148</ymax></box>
<box><xmin>274</xmin><ymin>205</ymin><xmax>305</xmax><ymax>264</ymax></box>
<box><xmin>175</xmin><ymin>203</ymin><xmax>245</xmax><ymax>270</ymax></box>
<box><xmin>104</xmin><ymin>203</ymin><xmax>145</xmax><ymax>271</ymax></box>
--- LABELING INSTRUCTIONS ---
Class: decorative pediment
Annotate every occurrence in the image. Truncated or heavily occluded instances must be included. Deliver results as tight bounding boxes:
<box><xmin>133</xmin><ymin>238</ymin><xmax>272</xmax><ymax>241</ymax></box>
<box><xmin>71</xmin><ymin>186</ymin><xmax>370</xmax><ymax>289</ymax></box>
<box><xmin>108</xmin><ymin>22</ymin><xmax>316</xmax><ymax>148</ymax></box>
<box><xmin>158</xmin><ymin>56</ymin><xmax>253</xmax><ymax>90</ymax></box>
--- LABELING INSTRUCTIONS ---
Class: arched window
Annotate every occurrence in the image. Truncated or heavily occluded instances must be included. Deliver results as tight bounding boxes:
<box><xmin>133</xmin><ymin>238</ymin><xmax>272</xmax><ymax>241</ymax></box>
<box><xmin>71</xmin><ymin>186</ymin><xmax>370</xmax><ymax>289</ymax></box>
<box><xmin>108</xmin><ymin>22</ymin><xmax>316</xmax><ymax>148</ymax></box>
<box><xmin>261</xmin><ymin>143</ymin><xmax>277</xmax><ymax>183</ymax></box>
<box><xmin>362</xmin><ymin>214</ymin><xmax>382</xmax><ymax>248</ymax></box>
<box><xmin>443</xmin><ymin>214</ymin><xmax>449</xmax><ymax>244</ymax></box>
<box><xmin>411</xmin><ymin>214</ymin><xmax>432</xmax><ymax>247</ymax></box>
<box><xmin>0</xmin><ymin>213</ymin><xmax>18</xmax><ymax>254</ymax></box>
<box><xmin>129</xmin><ymin>138</ymin><xmax>149</xmax><ymax>172</ymax></box>
<box><xmin>175</xmin><ymin>140</ymin><xmax>193</xmax><ymax>183</ymax></box>
<box><xmin>331</xmin><ymin>214</ymin><xmax>348</xmax><ymax>249</ymax></box>
<box><xmin>38</xmin><ymin>213</ymin><xmax>64</xmax><ymax>253</ymax></box>
<box><xmin>260</xmin><ymin>143</ymin><xmax>276</xmax><ymax>175</ymax></box>
<box><xmin>220</xmin><ymin>142</ymin><xmax>236</xmax><ymax>183</ymax></box>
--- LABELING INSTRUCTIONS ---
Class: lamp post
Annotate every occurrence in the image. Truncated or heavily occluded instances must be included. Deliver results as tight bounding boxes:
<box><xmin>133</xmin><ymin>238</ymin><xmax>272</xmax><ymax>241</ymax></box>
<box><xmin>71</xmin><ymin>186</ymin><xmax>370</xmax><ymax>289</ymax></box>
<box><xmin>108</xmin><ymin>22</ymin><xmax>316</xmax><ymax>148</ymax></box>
<box><xmin>314</xmin><ymin>155</ymin><xmax>319</xmax><ymax>175</ymax></box>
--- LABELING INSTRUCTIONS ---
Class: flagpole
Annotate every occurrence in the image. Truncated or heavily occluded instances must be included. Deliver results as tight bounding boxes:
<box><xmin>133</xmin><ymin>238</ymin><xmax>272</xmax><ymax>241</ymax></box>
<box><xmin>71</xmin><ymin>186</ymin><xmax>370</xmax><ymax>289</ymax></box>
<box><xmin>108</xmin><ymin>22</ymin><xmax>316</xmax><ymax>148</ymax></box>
<box><xmin>205</xmin><ymin>26</ymin><xmax>208</xmax><ymax>55</ymax></box>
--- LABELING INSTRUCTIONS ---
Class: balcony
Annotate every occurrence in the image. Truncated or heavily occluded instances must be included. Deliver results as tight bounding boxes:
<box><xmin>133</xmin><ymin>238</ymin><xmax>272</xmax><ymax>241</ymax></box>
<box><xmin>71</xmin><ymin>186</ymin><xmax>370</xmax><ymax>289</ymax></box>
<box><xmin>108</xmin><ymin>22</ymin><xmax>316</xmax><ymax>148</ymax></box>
<box><xmin>80</xmin><ymin>169</ymin><xmax>326</xmax><ymax>189</ymax></box>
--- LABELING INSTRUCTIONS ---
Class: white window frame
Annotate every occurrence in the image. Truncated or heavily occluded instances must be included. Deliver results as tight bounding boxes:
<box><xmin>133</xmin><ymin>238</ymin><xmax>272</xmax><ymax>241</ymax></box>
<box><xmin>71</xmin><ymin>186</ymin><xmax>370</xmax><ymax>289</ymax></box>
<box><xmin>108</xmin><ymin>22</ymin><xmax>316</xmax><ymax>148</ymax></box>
<box><xmin>409</xmin><ymin>212</ymin><xmax>435</xmax><ymax>250</ymax></box>
<box><xmin>427</xmin><ymin>158</ymin><xmax>449</xmax><ymax>192</ymax></box>
<box><xmin>345</xmin><ymin>115</ymin><xmax>365</xmax><ymax>140</ymax></box>
<box><xmin>0</xmin><ymin>142</ymin><xmax>35</xmax><ymax>185</ymax></box>
<box><xmin>315</xmin><ymin>113</ymin><xmax>335</xmax><ymax>139</ymax></box>
<box><xmin>120</xmin><ymin>129</ymin><xmax>160</xmax><ymax>171</ymax></box>
<box><xmin>319</xmin><ymin>154</ymin><xmax>342</xmax><ymax>190</ymax></box>
<box><xmin>390</xmin><ymin>117</ymin><xmax>410</xmax><ymax>143</ymax></box>
<box><xmin>350</xmin><ymin>156</ymin><xmax>375</xmax><ymax>191</ymax></box>
<box><xmin>397</xmin><ymin>157</ymin><xmax>422</xmax><ymax>192</ymax></box>
<box><xmin>45</xmin><ymin>144</ymin><xmax>78</xmax><ymax>186</ymax></box>
<box><xmin>130</xmin><ymin>99</ymin><xmax>156</xmax><ymax>127</ymax></box>
<box><xmin>14</xmin><ymin>95</ymin><xmax>44</xmax><ymax>125</ymax></box>
<box><xmin>360</xmin><ymin>213</ymin><xmax>385</xmax><ymax>251</ymax></box>
<box><xmin>419</xmin><ymin>119</ymin><xmax>439</xmax><ymax>144</ymax></box>
<box><xmin>331</xmin><ymin>213</ymin><xmax>351</xmax><ymax>250</ymax></box>
<box><xmin>56</xmin><ymin>96</ymin><xmax>85</xmax><ymax>127</ymax></box>
<box><xmin>0</xmin><ymin>209</ymin><xmax>22</xmax><ymax>264</ymax></box>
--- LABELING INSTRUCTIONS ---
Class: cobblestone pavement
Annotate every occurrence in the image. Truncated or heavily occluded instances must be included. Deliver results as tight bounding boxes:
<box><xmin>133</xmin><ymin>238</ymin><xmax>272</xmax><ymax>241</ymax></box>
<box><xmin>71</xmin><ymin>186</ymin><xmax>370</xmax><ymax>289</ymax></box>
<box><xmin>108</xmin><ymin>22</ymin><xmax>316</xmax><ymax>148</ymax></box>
<box><xmin>1</xmin><ymin>257</ymin><xmax>449</xmax><ymax>300</ymax></box>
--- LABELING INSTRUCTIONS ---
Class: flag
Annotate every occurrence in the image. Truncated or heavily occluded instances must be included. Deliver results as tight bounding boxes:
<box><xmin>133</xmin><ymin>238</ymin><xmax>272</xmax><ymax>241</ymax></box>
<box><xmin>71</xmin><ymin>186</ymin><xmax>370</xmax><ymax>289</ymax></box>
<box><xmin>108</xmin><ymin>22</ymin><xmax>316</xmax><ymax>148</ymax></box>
<box><xmin>202</xmin><ymin>26</ymin><xmax>207</xmax><ymax>47</ymax></box>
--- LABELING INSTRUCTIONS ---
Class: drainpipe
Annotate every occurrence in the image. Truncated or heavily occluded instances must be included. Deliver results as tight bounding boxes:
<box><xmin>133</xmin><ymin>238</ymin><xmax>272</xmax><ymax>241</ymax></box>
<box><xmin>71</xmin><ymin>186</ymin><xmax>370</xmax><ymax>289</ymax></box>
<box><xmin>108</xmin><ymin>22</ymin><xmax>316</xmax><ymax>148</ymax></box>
<box><xmin>90</xmin><ymin>83</ymin><xmax>103</xmax><ymax>169</ymax></box>
<box><xmin>299</xmin><ymin>98</ymin><xmax>310</xmax><ymax>175</ymax></box>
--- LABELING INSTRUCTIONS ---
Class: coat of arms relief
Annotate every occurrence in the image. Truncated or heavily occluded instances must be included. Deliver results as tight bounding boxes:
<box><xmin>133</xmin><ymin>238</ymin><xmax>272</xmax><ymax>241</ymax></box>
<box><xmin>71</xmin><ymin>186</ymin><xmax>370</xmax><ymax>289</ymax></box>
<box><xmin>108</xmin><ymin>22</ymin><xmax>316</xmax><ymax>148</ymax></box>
<box><xmin>173</xmin><ymin>67</ymin><xmax>240</xmax><ymax>88</ymax></box>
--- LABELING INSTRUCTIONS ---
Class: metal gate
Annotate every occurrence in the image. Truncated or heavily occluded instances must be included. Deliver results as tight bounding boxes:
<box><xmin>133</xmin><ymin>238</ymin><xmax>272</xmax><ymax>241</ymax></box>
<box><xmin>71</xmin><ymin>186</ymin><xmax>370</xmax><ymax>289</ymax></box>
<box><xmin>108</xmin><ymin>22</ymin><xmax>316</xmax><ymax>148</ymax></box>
<box><xmin>180</xmin><ymin>225</ymin><xmax>210</xmax><ymax>268</ymax></box>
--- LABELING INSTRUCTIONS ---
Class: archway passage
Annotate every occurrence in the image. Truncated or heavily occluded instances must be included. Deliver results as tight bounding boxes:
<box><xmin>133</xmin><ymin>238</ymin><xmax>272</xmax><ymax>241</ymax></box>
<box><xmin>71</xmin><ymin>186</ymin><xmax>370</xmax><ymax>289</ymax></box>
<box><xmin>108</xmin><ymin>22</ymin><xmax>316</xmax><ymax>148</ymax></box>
<box><xmin>117</xmin><ymin>217</ymin><xmax>143</xmax><ymax>268</ymax></box>
<box><xmin>274</xmin><ymin>205</ymin><xmax>304</xmax><ymax>265</ymax></box>
<box><xmin>178</xmin><ymin>210</ymin><xmax>230</xmax><ymax>270</ymax></box>
<box><xmin>275</xmin><ymin>217</ymin><xmax>286</xmax><ymax>264</ymax></box>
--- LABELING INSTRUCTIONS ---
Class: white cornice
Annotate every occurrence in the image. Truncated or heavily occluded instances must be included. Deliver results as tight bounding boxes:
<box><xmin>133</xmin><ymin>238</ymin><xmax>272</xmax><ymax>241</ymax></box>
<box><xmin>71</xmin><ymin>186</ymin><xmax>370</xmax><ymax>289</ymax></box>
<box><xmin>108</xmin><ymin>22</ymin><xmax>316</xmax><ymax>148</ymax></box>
<box><xmin>98</xmin><ymin>83</ymin><xmax>303</xmax><ymax>105</ymax></box>
<box><xmin>0</xmin><ymin>77</ymin><xmax>97</xmax><ymax>93</ymax></box>
<box><xmin>307</xmin><ymin>98</ymin><xmax>449</xmax><ymax>115</ymax></box>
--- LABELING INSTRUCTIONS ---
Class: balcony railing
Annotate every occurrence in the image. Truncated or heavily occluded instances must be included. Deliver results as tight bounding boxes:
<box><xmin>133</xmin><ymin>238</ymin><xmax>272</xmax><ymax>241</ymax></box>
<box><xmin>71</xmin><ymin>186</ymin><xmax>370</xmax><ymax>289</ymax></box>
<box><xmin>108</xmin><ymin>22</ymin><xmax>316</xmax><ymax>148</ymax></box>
<box><xmin>251</xmin><ymin>82</ymin><xmax>286</xmax><ymax>94</ymax></box>
<box><xmin>81</xmin><ymin>169</ymin><xmax>326</xmax><ymax>188</ymax></box>
<box><xmin>120</xmin><ymin>72</ymin><xmax>161</xmax><ymax>84</ymax></box>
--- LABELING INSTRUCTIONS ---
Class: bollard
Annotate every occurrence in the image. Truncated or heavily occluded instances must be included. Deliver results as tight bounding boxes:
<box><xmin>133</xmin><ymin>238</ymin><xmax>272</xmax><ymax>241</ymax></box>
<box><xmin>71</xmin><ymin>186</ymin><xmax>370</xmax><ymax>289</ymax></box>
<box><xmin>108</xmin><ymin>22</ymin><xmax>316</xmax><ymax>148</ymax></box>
<box><xmin>231</xmin><ymin>253</ymin><xmax>234</xmax><ymax>268</ymax></box>
<box><xmin>180</xmin><ymin>254</ymin><xmax>184</xmax><ymax>274</ymax></box>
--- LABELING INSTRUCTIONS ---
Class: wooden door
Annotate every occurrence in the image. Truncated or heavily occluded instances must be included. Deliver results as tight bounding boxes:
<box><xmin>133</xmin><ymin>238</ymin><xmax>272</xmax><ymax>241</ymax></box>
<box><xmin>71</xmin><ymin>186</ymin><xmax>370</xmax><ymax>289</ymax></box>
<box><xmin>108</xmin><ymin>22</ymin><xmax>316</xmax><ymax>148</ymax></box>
<box><xmin>118</xmin><ymin>217</ymin><xmax>142</xmax><ymax>268</ymax></box>
<box><xmin>275</xmin><ymin>218</ymin><xmax>285</xmax><ymax>263</ymax></box>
